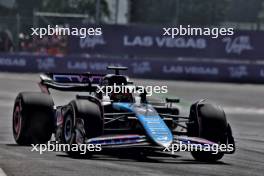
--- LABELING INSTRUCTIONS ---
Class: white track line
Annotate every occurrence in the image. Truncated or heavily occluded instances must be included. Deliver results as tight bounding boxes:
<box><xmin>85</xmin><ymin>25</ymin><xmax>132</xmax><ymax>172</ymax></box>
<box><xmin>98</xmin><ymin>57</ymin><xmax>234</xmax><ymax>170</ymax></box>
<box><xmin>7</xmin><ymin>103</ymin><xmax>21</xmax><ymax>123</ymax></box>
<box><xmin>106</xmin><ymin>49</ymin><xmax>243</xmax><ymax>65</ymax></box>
<box><xmin>223</xmin><ymin>106</ymin><xmax>264</xmax><ymax>115</ymax></box>
<box><xmin>0</xmin><ymin>73</ymin><xmax>38</xmax><ymax>81</ymax></box>
<box><xmin>0</xmin><ymin>168</ymin><xmax>7</xmax><ymax>176</ymax></box>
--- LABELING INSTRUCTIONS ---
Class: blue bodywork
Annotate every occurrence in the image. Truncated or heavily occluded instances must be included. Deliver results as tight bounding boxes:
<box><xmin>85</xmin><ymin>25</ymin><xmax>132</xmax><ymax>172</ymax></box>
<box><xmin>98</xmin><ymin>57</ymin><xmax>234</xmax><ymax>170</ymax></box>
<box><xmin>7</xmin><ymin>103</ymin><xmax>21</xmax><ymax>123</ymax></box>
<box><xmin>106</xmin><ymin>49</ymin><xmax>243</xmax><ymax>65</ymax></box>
<box><xmin>112</xmin><ymin>102</ymin><xmax>173</xmax><ymax>148</ymax></box>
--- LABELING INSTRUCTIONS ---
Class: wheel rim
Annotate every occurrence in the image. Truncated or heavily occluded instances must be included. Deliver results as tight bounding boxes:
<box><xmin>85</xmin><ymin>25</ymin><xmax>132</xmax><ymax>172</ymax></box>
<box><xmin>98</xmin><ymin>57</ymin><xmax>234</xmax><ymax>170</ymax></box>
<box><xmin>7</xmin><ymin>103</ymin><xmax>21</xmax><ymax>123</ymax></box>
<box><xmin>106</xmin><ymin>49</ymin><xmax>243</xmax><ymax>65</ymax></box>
<box><xmin>64</xmin><ymin>115</ymin><xmax>73</xmax><ymax>142</ymax></box>
<box><xmin>13</xmin><ymin>105</ymin><xmax>22</xmax><ymax>139</ymax></box>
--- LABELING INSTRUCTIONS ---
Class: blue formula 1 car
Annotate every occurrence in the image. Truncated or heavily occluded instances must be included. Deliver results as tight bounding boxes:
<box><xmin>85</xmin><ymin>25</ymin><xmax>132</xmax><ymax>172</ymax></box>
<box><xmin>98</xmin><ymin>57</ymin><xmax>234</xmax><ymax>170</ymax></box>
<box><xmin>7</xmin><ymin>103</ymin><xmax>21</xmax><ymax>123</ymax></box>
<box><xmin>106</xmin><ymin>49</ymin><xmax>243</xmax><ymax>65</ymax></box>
<box><xmin>12</xmin><ymin>66</ymin><xmax>235</xmax><ymax>162</ymax></box>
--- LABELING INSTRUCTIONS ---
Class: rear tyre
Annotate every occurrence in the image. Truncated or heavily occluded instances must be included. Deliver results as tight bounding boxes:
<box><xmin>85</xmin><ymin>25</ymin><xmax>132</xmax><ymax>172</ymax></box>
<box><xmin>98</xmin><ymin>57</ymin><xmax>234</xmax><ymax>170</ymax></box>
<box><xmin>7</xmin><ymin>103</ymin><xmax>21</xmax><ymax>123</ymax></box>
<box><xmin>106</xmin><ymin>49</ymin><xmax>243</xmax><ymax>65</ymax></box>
<box><xmin>188</xmin><ymin>103</ymin><xmax>230</xmax><ymax>162</ymax></box>
<box><xmin>13</xmin><ymin>92</ymin><xmax>54</xmax><ymax>145</ymax></box>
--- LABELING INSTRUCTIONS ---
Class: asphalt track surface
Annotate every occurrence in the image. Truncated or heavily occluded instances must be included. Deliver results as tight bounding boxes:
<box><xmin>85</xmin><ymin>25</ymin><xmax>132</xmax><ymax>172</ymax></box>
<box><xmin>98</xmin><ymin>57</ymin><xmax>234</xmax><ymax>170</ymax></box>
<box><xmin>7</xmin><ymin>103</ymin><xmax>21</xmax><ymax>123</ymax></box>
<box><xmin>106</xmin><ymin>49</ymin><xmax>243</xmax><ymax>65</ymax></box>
<box><xmin>0</xmin><ymin>73</ymin><xmax>263</xmax><ymax>176</ymax></box>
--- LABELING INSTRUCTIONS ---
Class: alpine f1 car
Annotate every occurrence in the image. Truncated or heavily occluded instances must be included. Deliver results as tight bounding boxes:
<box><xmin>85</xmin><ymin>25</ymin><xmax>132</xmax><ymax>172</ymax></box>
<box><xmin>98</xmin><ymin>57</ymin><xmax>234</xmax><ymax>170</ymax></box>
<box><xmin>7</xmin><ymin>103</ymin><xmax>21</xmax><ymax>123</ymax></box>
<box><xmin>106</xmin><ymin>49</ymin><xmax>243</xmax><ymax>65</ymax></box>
<box><xmin>12</xmin><ymin>66</ymin><xmax>235</xmax><ymax>162</ymax></box>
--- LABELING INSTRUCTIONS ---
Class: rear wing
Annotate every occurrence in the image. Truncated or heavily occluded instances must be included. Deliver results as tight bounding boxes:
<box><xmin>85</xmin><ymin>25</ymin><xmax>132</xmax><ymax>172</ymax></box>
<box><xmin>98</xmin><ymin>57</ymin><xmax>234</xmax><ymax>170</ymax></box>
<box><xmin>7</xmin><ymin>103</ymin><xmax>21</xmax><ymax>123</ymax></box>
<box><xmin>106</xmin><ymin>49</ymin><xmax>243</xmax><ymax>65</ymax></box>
<box><xmin>39</xmin><ymin>73</ymin><xmax>105</xmax><ymax>93</ymax></box>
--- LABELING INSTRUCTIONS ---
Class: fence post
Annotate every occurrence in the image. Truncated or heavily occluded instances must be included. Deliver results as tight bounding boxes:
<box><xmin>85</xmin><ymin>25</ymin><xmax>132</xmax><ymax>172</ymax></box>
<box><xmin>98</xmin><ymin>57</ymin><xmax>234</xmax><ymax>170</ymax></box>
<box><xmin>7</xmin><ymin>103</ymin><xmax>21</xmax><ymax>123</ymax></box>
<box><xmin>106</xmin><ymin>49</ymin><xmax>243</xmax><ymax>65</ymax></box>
<box><xmin>16</xmin><ymin>13</ymin><xmax>20</xmax><ymax>51</ymax></box>
<box><xmin>95</xmin><ymin>0</ymin><xmax>101</xmax><ymax>24</ymax></box>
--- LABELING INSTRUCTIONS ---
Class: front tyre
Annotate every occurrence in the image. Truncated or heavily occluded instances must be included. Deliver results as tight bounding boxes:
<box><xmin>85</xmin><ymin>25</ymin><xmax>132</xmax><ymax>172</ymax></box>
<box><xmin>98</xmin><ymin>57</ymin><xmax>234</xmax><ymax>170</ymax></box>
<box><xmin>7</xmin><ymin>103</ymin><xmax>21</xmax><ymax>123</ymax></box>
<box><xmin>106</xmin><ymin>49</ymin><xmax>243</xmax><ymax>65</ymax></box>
<box><xmin>188</xmin><ymin>102</ymin><xmax>233</xmax><ymax>162</ymax></box>
<box><xmin>61</xmin><ymin>99</ymin><xmax>103</xmax><ymax>156</ymax></box>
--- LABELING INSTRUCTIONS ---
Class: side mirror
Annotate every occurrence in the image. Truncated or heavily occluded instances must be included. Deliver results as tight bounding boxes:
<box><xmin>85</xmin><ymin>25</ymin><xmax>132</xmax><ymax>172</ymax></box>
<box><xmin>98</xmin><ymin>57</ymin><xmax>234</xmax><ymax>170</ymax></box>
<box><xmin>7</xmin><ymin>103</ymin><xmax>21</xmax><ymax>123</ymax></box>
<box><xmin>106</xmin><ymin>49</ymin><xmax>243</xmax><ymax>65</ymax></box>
<box><xmin>102</xmin><ymin>95</ymin><xmax>111</xmax><ymax>102</ymax></box>
<box><xmin>135</xmin><ymin>96</ymin><xmax>141</xmax><ymax>105</ymax></box>
<box><xmin>166</xmin><ymin>97</ymin><xmax>180</xmax><ymax>103</ymax></box>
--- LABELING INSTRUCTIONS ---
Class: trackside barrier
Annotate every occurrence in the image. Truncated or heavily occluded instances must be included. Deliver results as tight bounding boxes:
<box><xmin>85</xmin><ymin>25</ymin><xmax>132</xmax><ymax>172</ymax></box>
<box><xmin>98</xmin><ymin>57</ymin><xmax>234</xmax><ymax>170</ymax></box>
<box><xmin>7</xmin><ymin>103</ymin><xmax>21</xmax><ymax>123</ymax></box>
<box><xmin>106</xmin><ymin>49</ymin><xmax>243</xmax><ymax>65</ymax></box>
<box><xmin>0</xmin><ymin>53</ymin><xmax>263</xmax><ymax>84</ymax></box>
<box><xmin>68</xmin><ymin>24</ymin><xmax>264</xmax><ymax>60</ymax></box>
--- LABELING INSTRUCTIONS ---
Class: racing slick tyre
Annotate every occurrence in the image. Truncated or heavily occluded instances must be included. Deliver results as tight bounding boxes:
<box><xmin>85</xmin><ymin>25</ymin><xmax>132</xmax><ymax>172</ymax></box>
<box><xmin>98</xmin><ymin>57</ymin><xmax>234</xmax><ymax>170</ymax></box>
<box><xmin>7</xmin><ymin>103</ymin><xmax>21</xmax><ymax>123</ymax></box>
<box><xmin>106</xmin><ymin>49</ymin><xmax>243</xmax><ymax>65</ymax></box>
<box><xmin>187</xmin><ymin>103</ymin><xmax>231</xmax><ymax>162</ymax></box>
<box><xmin>13</xmin><ymin>92</ymin><xmax>54</xmax><ymax>145</ymax></box>
<box><xmin>61</xmin><ymin>99</ymin><xmax>103</xmax><ymax>157</ymax></box>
